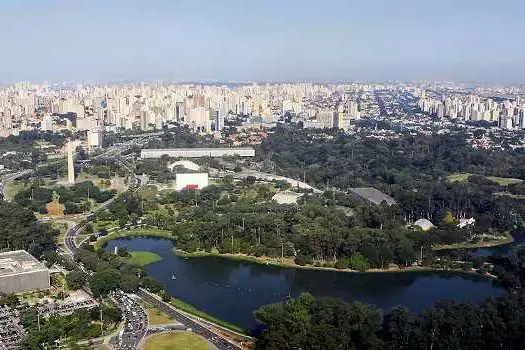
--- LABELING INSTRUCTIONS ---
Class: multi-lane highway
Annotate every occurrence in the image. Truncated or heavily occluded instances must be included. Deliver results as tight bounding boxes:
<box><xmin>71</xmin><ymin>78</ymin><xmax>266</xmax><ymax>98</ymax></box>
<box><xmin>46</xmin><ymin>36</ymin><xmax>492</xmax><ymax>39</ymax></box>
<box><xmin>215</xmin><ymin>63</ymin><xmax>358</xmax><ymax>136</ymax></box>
<box><xmin>109</xmin><ymin>291</ymin><xmax>149</xmax><ymax>350</ymax></box>
<box><xmin>137</xmin><ymin>290</ymin><xmax>244</xmax><ymax>350</ymax></box>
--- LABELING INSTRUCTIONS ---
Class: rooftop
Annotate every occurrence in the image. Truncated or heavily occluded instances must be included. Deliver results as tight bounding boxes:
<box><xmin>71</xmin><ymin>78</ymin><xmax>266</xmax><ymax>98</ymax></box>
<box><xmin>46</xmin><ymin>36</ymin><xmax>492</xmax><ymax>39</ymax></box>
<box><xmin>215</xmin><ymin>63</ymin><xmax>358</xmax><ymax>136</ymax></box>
<box><xmin>168</xmin><ymin>160</ymin><xmax>201</xmax><ymax>172</ymax></box>
<box><xmin>413</xmin><ymin>218</ymin><xmax>435</xmax><ymax>231</ymax></box>
<box><xmin>0</xmin><ymin>250</ymin><xmax>47</xmax><ymax>276</ymax></box>
<box><xmin>272</xmin><ymin>191</ymin><xmax>302</xmax><ymax>204</ymax></box>
<box><xmin>349</xmin><ymin>187</ymin><xmax>397</xmax><ymax>206</ymax></box>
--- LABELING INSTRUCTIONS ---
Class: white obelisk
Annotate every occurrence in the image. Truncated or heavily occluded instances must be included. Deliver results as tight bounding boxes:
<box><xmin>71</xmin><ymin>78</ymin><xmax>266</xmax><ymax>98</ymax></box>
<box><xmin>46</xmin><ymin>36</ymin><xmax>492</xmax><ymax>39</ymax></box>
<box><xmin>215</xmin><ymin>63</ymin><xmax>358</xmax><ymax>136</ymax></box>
<box><xmin>67</xmin><ymin>141</ymin><xmax>75</xmax><ymax>185</ymax></box>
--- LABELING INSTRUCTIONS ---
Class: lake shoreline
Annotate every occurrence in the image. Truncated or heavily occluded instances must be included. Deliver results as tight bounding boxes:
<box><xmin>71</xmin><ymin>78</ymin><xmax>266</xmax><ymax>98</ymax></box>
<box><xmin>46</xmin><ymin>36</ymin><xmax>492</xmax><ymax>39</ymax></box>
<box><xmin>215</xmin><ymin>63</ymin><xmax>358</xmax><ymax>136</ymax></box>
<box><xmin>93</xmin><ymin>229</ymin><xmax>500</xmax><ymax>279</ymax></box>
<box><xmin>103</xmin><ymin>236</ymin><xmax>506</xmax><ymax>332</ymax></box>
<box><xmin>432</xmin><ymin>231</ymin><xmax>514</xmax><ymax>251</ymax></box>
<box><xmin>172</xmin><ymin>248</ymin><xmax>494</xmax><ymax>279</ymax></box>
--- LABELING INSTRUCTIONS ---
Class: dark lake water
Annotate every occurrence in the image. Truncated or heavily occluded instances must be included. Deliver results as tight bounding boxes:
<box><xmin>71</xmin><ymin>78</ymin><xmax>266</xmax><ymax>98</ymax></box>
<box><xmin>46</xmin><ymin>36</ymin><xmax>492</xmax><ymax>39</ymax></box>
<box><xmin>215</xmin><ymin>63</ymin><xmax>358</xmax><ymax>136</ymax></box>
<box><xmin>105</xmin><ymin>237</ymin><xmax>505</xmax><ymax>331</ymax></box>
<box><xmin>458</xmin><ymin>230</ymin><xmax>525</xmax><ymax>257</ymax></box>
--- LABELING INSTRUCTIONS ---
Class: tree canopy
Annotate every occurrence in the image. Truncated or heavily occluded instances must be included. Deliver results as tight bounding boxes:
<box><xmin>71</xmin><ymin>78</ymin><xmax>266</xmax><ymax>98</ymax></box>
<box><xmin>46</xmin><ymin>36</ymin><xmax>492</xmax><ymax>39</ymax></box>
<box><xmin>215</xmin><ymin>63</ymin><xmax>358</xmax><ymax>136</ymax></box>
<box><xmin>0</xmin><ymin>200</ymin><xmax>57</xmax><ymax>255</ymax></box>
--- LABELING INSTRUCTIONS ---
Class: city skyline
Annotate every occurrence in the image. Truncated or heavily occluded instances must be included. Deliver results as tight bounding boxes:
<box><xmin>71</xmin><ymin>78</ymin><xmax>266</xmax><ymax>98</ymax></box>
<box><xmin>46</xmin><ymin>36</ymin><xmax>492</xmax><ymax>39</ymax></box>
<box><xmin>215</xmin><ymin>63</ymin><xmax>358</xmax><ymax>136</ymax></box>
<box><xmin>1</xmin><ymin>0</ymin><xmax>525</xmax><ymax>84</ymax></box>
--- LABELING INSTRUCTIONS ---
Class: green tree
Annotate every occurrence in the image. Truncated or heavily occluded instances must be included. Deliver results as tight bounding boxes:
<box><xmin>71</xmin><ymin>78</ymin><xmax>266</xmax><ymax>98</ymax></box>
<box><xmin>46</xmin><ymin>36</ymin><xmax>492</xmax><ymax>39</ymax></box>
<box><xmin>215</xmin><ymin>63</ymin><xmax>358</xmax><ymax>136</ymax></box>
<box><xmin>349</xmin><ymin>254</ymin><xmax>370</xmax><ymax>271</ymax></box>
<box><xmin>65</xmin><ymin>270</ymin><xmax>87</xmax><ymax>290</ymax></box>
<box><xmin>89</xmin><ymin>268</ymin><xmax>121</xmax><ymax>297</ymax></box>
<box><xmin>0</xmin><ymin>293</ymin><xmax>20</xmax><ymax>307</ymax></box>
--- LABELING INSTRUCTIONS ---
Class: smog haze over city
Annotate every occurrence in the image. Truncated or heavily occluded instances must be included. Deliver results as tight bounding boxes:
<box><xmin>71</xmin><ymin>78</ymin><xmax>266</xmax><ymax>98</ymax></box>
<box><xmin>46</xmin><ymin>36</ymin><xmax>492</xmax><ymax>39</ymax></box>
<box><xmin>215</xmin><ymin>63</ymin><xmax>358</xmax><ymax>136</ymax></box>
<box><xmin>1</xmin><ymin>0</ymin><xmax>525</xmax><ymax>83</ymax></box>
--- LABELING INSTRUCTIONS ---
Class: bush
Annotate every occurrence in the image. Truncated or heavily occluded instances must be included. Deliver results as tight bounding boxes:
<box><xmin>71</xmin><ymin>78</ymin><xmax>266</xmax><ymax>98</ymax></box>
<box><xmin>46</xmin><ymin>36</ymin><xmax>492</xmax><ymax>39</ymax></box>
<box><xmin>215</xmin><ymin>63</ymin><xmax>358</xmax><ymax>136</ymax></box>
<box><xmin>349</xmin><ymin>254</ymin><xmax>370</xmax><ymax>272</ymax></box>
<box><xmin>217</xmin><ymin>196</ymin><xmax>231</xmax><ymax>205</ymax></box>
<box><xmin>161</xmin><ymin>291</ymin><xmax>171</xmax><ymax>302</ymax></box>
<box><xmin>334</xmin><ymin>259</ymin><xmax>349</xmax><ymax>269</ymax></box>
<box><xmin>335</xmin><ymin>254</ymin><xmax>370</xmax><ymax>271</ymax></box>
<box><xmin>294</xmin><ymin>255</ymin><xmax>313</xmax><ymax>266</ymax></box>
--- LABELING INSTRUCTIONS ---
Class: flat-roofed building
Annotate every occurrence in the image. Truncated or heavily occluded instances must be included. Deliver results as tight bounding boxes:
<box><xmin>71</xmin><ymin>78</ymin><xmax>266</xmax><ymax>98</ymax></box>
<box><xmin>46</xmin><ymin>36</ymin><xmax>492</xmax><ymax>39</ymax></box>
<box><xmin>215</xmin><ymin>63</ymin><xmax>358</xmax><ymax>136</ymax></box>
<box><xmin>349</xmin><ymin>187</ymin><xmax>397</xmax><ymax>206</ymax></box>
<box><xmin>175</xmin><ymin>172</ymin><xmax>209</xmax><ymax>191</ymax></box>
<box><xmin>140</xmin><ymin>147</ymin><xmax>255</xmax><ymax>159</ymax></box>
<box><xmin>0</xmin><ymin>250</ymin><xmax>50</xmax><ymax>294</ymax></box>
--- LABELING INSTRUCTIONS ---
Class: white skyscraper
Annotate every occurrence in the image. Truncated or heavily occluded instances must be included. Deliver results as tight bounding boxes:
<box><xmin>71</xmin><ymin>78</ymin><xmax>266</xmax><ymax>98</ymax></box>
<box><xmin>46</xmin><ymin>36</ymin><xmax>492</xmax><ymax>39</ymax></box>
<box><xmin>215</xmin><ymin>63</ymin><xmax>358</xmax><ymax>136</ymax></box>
<box><xmin>41</xmin><ymin>114</ymin><xmax>53</xmax><ymax>131</ymax></box>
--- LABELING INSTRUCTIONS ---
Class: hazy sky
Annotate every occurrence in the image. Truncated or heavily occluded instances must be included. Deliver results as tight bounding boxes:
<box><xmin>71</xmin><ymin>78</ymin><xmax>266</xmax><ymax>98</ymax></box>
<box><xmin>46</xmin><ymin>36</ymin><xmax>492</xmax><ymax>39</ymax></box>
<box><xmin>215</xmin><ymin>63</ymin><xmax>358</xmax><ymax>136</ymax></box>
<box><xmin>1</xmin><ymin>0</ymin><xmax>524</xmax><ymax>83</ymax></box>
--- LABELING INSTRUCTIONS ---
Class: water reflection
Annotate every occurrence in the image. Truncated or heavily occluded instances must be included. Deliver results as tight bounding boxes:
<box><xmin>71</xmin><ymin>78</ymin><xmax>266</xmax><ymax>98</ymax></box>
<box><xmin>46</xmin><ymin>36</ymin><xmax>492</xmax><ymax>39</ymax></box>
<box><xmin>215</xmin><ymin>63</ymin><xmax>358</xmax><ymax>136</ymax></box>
<box><xmin>105</xmin><ymin>237</ymin><xmax>504</xmax><ymax>330</ymax></box>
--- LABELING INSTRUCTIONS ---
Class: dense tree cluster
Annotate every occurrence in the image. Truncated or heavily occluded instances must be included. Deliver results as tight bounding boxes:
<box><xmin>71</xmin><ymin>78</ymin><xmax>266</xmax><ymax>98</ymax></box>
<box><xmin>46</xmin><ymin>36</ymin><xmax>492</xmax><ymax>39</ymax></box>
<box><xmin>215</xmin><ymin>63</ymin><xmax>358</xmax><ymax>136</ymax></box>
<box><xmin>143</xmin><ymin>125</ymin><xmax>218</xmax><ymax>149</ymax></box>
<box><xmin>19</xmin><ymin>304</ymin><xmax>121</xmax><ymax>349</ymax></box>
<box><xmin>0</xmin><ymin>201</ymin><xmax>57</xmax><ymax>255</ymax></box>
<box><xmin>487</xmin><ymin>245</ymin><xmax>525</xmax><ymax>289</ymax></box>
<box><xmin>255</xmin><ymin>292</ymin><xmax>525</xmax><ymax>350</ymax></box>
<box><xmin>83</xmin><ymin>157</ymin><xmax>127</xmax><ymax>179</ymax></box>
<box><xmin>0</xmin><ymin>131</ymin><xmax>68</xmax><ymax>170</ymax></box>
<box><xmin>97</xmin><ymin>191</ymin><xmax>143</xmax><ymax>227</ymax></box>
<box><xmin>74</xmin><ymin>248</ymin><xmax>138</xmax><ymax>296</ymax></box>
<box><xmin>129</xmin><ymin>179</ymin><xmax>467</xmax><ymax>269</ymax></box>
<box><xmin>15</xmin><ymin>181</ymin><xmax>116</xmax><ymax>214</ymax></box>
<box><xmin>259</xmin><ymin>126</ymin><xmax>525</xmax><ymax>232</ymax></box>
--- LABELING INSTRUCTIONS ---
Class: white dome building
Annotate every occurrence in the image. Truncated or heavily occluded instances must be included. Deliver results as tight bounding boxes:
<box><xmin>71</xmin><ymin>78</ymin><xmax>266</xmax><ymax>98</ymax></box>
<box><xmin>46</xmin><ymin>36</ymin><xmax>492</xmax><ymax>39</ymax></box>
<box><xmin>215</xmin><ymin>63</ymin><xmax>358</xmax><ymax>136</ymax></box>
<box><xmin>413</xmin><ymin>218</ymin><xmax>435</xmax><ymax>231</ymax></box>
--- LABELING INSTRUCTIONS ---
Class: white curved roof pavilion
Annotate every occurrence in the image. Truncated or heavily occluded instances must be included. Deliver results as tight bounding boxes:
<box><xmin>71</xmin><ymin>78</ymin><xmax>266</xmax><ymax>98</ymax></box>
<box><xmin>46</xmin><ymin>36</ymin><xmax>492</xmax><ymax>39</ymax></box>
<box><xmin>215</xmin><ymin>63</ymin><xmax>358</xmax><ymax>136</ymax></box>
<box><xmin>168</xmin><ymin>160</ymin><xmax>201</xmax><ymax>172</ymax></box>
<box><xmin>413</xmin><ymin>218</ymin><xmax>435</xmax><ymax>231</ymax></box>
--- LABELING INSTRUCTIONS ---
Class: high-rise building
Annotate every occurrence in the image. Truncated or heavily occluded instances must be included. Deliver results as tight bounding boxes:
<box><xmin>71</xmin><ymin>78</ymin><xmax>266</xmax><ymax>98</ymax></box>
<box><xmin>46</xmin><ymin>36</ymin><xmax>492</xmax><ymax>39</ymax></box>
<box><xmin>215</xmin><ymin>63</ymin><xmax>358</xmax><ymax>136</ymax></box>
<box><xmin>333</xmin><ymin>111</ymin><xmax>343</xmax><ymax>129</ymax></box>
<box><xmin>188</xmin><ymin>107</ymin><xmax>209</xmax><ymax>130</ymax></box>
<box><xmin>41</xmin><ymin>114</ymin><xmax>53</xmax><ymax>131</ymax></box>
<box><xmin>88</xmin><ymin>131</ymin><xmax>102</xmax><ymax>148</ymax></box>
<box><xmin>437</xmin><ymin>103</ymin><xmax>445</xmax><ymax>119</ymax></box>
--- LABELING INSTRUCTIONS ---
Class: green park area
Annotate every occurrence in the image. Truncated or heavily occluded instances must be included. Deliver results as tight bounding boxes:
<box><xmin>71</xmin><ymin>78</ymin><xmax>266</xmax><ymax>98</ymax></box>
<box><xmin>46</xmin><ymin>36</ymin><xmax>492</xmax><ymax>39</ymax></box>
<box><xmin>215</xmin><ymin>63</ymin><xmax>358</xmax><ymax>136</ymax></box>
<box><xmin>128</xmin><ymin>251</ymin><xmax>162</xmax><ymax>266</ymax></box>
<box><xmin>140</xmin><ymin>302</ymin><xmax>174</xmax><ymax>326</ymax></box>
<box><xmin>447</xmin><ymin>173</ymin><xmax>523</xmax><ymax>185</ymax></box>
<box><xmin>2</xmin><ymin>180</ymin><xmax>28</xmax><ymax>201</ymax></box>
<box><xmin>141</xmin><ymin>332</ymin><xmax>210</xmax><ymax>350</ymax></box>
<box><xmin>94</xmin><ymin>228</ymin><xmax>173</xmax><ymax>250</ymax></box>
<box><xmin>11</xmin><ymin>180</ymin><xmax>116</xmax><ymax>215</ymax></box>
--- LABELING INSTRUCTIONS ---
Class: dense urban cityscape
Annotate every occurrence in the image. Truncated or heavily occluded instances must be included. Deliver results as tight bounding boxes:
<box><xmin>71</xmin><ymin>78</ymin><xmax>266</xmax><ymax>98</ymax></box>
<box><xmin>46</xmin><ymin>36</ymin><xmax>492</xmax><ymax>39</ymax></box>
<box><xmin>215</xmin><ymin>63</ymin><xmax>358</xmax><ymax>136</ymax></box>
<box><xmin>1</xmin><ymin>82</ymin><xmax>525</xmax><ymax>135</ymax></box>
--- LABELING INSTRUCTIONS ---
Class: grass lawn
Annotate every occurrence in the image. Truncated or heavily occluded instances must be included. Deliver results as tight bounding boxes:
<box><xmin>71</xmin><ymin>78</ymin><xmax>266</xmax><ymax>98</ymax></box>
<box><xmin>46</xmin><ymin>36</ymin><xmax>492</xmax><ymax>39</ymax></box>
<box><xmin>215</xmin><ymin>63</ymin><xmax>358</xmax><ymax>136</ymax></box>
<box><xmin>128</xmin><ymin>251</ymin><xmax>163</xmax><ymax>266</ymax></box>
<box><xmin>3</xmin><ymin>180</ymin><xmax>28</xmax><ymax>201</ymax></box>
<box><xmin>141</xmin><ymin>332</ymin><xmax>210</xmax><ymax>350</ymax></box>
<box><xmin>75</xmin><ymin>235</ymin><xmax>89</xmax><ymax>246</ymax></box>
<box><xmin>433</xmin><ymin>231</ymin><xmax>514</xmax><ymax>250</ymax></box>
<box><xmin>447</xmin><ymin>173</ymin><xmax>472</xmax><ymax>182</ymax></box>
<box><xmin>487</xmin><ymin>176</ymin><xmax>523</xmax><ymax>186</ymax></box>
<box><xmin>169</xmin><ymin>297</ymin><xmax>246</xmax><ymax>334</ymax></box>
<box><xmin>51</xmin><ymin>221</ymin><xmax>72</xmax><ymax>246</ymax></box>
<box><xmin>94</xmin><ymin>346</ymin><xmax>112</xmax><ymax>350</ymax></box>
<box><xmin>138</xmin><ymin>185</ymin><xmax>159</xmax><ymax>200</ymax></box>
<box><xmin>141</xmin><ymin>302</ymin><xmax>174</xmax><ymax>326</ymax></box>
<box><xmin>447</xmin><ymin>173</ymin><xmax>522</xmax><ymax>186</ymax></box>
<box><xmin>494</xmin><ymin>192</ymin><xmax>525</xmax><ymax>199</ymax></box>
<box><xmin>93</xmin><ymin>219</ymin><xmax>120</xmax><ymax>231</ymax></box>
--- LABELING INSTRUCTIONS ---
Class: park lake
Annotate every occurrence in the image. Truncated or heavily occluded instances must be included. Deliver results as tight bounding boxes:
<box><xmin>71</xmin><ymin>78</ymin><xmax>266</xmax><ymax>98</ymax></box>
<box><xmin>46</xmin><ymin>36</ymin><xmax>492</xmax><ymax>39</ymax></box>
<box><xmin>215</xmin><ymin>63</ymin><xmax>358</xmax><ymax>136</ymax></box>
<box><xmin>105</xmin><ymin>237</ymin><xmax>505</xmax><ymax>331</ymax></box>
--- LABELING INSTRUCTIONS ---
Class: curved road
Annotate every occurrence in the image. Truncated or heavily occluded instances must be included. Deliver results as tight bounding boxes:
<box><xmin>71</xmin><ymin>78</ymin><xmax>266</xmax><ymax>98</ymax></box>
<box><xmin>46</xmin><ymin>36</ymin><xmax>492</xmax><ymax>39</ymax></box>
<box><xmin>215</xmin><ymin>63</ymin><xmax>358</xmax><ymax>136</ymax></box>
<box><xmin>63</xmin><ymin>182</ymin><xmax>247</xmax><ymax>349</ymax></box>
<box><xmin>137</xmin><ymin>290</ymin><xmax>244</xmax><ymax>350</ymax></box>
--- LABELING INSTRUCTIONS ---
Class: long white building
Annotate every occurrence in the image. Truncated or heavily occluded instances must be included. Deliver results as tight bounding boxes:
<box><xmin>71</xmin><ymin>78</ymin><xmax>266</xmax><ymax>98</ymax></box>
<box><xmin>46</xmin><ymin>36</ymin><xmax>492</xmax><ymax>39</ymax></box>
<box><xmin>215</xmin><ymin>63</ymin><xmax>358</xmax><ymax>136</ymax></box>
<box><xmin>140</xmin><ymin>147</ymin><xmax>255</xmax><ymax>159</ymax></box>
